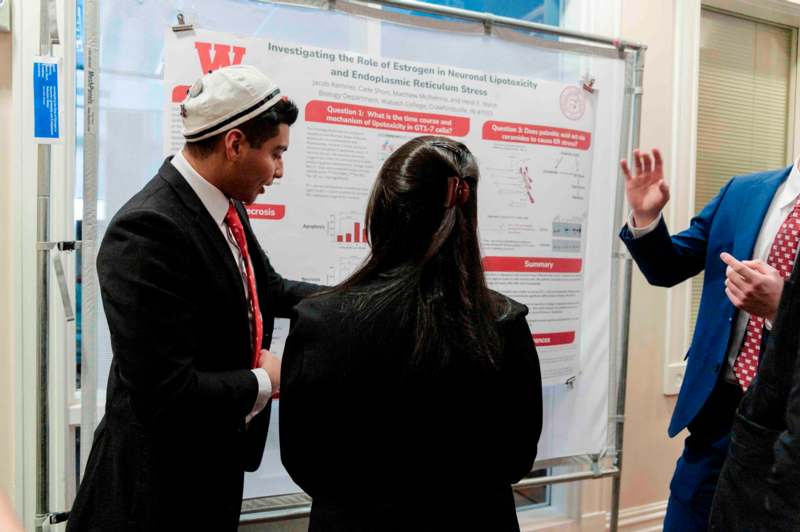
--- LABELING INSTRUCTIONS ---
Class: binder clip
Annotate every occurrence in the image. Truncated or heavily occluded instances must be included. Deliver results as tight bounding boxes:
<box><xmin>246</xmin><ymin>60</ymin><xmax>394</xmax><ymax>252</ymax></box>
<box><xmin>172</xmin><ymin>12</ymin><xmax>194</xmax><ymax>33</ymax></box>
<box><xmin>581</xmin><ymin>74</ymin><xmax>595</xmax><ymax>94</ymax></box>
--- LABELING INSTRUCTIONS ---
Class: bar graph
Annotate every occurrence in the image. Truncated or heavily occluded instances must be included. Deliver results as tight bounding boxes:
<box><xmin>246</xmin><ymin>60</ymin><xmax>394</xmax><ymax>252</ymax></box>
<box><xmin>328</xmin><ymin>212</ymin><xmax>368</xmax><ymax>246</ymax></box>
<box><xmin>335</xmin><ymin>221</ymin><xmax>368</xmax><ymax>243</ymax></box>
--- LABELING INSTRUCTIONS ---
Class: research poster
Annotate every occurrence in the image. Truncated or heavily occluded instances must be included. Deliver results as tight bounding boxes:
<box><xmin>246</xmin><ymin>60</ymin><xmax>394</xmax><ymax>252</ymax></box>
<box><xmin>164</xmin><ymin>28</ymin><xmax>597</xmax><ymax>496</ymax></box>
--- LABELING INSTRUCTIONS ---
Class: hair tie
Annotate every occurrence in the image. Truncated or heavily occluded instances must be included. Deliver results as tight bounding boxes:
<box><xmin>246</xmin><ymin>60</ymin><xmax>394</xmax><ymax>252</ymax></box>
<box><xmin>444</xmin><ymin>176</ymin><xmax>470</xmax><ymax>208</ymax></box>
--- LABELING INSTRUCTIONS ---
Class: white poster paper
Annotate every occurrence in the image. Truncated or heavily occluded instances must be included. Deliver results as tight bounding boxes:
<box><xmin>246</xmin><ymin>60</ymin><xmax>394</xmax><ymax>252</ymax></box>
<box><xmin>163</xmin><ymin>28</ymin><xmax>598</xmax><ymax>497</ymax></box>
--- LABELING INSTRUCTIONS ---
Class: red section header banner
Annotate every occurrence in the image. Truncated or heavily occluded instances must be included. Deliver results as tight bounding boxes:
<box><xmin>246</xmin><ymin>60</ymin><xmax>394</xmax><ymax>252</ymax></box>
<box><xmin>532</xmin><ymin>331</ymin><xmax>576</xmax><ymax>347</ymax></box>
<box><xmin>483</xmin><ymin>256</ymin><xmax>583</xmax><ymax>273</ymax></box>
<box><xmin>306</xmin><ymin>100</ymin><xmax>470</xmax><ymax>137</ymax></box>
<box><xmin>246</xmin><ymin>203</ymin><xmax>286</xmax><ymax>220</ymax></box>
<box><xmin>482</xmin><ymin>120</ymin><xmax>591</xmax><ymax>150</ymax></box>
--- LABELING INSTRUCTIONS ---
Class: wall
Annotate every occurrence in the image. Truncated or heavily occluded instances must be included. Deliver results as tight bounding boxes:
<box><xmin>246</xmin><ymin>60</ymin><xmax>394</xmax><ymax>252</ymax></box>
<box><xmin>617</xmin><ymin>0</ymin><xmax>687</xmax><ymax>515</ymax></box>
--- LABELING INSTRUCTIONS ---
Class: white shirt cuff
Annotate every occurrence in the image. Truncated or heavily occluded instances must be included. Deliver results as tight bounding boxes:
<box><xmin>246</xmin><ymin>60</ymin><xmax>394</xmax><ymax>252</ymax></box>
<box><xmin>627</xmin><ymin>211</ymin><xmax>663</xmax><ymax>239</ymax></box>
<box><xmin>246</xmin><ymin>368</ymin><xmax>272</xmax><ymax>423</ymax></box>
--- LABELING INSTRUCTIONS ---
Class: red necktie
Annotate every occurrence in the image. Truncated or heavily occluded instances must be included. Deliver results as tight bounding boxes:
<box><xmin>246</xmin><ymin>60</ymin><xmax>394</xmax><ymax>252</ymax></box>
<box><xmin>225</xmin><ymin>203</ymin><xmax>263</xmax><ymax>369</ymax></box>
<box><xmin>734</xmin><ymin>197</ymin><xmax>800</xmax><ymax>390</ymax></box>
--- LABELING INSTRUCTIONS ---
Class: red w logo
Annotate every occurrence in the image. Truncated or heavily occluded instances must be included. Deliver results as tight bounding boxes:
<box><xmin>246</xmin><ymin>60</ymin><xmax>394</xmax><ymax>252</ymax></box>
<box><xmin>172</xmin><ymin>42</ymin><xmax>248</xmax><ymax>103</ymax></box>
<box><xmin>195</xmin><ymin>42</ymin><xmax>246</xmax><ymax>73</ymax></box>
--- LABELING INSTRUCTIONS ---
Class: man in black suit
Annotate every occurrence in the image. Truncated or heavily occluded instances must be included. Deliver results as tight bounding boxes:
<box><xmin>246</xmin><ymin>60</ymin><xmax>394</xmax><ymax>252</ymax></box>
<box><xmin>709</xmin><ymin>258</ymin><xmax>800</xmax><ymax>531</ymax></box>
<box><xmin>67</xmin><ymin>65</ymin><xmax>318</xmax><ymax>531</ymax></box>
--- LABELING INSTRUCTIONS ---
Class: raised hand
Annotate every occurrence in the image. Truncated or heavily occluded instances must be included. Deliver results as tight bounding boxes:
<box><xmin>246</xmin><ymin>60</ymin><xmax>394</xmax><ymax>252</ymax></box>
<box><xmin>620</xmin><ymin>148</ymin><xmax>670</xmax><ymax>228</ymax></box>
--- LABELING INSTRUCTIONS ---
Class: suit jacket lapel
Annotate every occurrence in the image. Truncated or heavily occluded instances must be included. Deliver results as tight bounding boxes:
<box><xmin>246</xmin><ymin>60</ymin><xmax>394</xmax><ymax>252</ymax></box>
<box><xmin>158</xmin><ymin>158</ymin><xmax>249</xmax><ymax>310</ymax></box>
<box><xmin>732</xmin><ymin>166</ymin><xmax>792</xmax><ymax>260</ymax></box>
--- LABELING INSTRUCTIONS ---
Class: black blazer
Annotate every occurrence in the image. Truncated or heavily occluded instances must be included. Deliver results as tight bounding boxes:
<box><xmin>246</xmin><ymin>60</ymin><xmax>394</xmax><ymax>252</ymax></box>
<box><xmin>67</xmin><ymin>159</ymin><xmax>319</xmax><ymax>531</ymax></box>
<box><xmin>710</xmin><ymin>261</ymin><xmax>800</xmax><ymax>531</ymax></box>
<box><xmin>280</xmin><ymin>288</ymin><xmax>543</xmax><ymax>532</ymax></box>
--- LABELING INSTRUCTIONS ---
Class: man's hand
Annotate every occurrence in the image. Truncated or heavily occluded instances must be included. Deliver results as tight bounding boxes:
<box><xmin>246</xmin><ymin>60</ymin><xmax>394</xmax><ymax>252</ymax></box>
<box><xmin>721</xmin><ymin>252</ymin><xmax>784</xmax><ymax>321</ymax></box>
<box><xmin>257</xmin><ymin>349</ymin><xmax>281</xmax><ymax>392</ymax></box>
<box><xmin>620</xmin><ymin>148</ymin><xmax>670</xmax><ymax>228</ymax></box>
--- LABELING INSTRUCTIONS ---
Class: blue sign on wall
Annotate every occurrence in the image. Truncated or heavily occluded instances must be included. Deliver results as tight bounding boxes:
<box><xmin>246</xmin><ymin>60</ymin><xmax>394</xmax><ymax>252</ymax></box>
<box><xmin>33</xmin><ymin>59</ymin><xmax>61</xmax><ymax>141</ymax></box>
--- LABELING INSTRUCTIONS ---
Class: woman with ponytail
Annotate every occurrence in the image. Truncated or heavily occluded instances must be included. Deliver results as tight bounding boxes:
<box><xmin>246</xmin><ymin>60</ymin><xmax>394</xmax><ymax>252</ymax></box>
<box><xmin>279</xmin><ymin>136</ymin><xmax>543</xmax><ymax>531</ymax></box>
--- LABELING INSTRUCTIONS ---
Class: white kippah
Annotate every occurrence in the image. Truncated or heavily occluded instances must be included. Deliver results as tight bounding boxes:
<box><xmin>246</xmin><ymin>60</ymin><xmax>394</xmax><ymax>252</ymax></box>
<box><xmin>180</xmin><ymin>65</ymin><xmax>283</xmax><ymax>142</ymax></box>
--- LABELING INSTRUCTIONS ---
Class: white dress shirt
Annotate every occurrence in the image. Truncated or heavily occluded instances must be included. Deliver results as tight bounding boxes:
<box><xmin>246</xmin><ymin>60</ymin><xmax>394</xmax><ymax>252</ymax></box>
<box><xmin>628</xmin><ymin>162</ymin><xmax>800</xmax><ymax>382</ymax></box>
<box><xmin>171</xmin><ymin>149</ymin><xmax>271</xmax><ymax>422</ymax></box>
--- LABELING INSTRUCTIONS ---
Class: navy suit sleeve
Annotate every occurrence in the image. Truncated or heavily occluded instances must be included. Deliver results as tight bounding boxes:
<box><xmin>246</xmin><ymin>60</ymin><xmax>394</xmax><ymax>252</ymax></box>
<box><xmin>97</xmin><ymin>209</ymin><xmax>258</xmax><ymax>429</ymax></box>
<box><xmin>620</xmin><ymin>179</ymin><xmax>733</xmax><ymax>287</ymax></box>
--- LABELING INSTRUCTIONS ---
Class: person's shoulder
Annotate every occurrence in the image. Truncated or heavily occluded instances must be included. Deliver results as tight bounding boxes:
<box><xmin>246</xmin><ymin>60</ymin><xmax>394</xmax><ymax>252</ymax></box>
<box><xmin>107</xmin><ymin>169</ymin><xmax>193</xmax><ymax>236</ymax></box>
<box><xmin>730</xmin><ymin>166</ymin><xmax>792</xmax><ymax>186</ymax></box>
<box><xmin>110</xmin><ymin>175</ymin><xmax>174</xmax><ymax>221</ymax></box>
<box><xmin>101</xmin><ymin>182</ymin><xmax>190</xmax><ymax>258</ymax></box>
<box><xmin>289</xmin><ymin>291</ymin><xmax>359</xmax><ymax>351</ymax></box>
<box><xmin>489</xmin><ymin>290</ymin><xmax>529</xmax><ymax>323</ymax></box>
<box><xmin>294</xmin><ymin>290</ymin><xmax>351</xmax><ymax>323</ymax></box>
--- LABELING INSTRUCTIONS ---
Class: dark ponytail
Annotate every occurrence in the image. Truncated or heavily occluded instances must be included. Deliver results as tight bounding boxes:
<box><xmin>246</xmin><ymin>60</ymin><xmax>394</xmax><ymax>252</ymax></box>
<box><xmin>330</xmin><ymin>136</ymin><xmax>500</xmax><ymax>372</ymax></box>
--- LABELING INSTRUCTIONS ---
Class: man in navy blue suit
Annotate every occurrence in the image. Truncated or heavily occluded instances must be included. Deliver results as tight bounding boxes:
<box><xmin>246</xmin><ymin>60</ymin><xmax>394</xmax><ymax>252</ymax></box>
<box><xmin>620</xmin><ymin>148</ymin><xmax>796</xmax><ymax>531</ymax></box>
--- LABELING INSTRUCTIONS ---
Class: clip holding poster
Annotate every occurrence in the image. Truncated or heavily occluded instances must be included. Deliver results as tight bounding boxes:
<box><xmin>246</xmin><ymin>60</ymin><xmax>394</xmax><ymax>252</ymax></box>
<box><xmin>32</xmin><ymin>56</ymin><xmax>63</xmax><ymax>143</ymax></box>
<box><xmin>581</xmin><ymin>73</ymin><xmax>596</xmax><ymax>94</ymax></box>
<box><xmin>172</xmin><ymin>12</ymin><xmax>194</xmax><ymax>33</ymax></box>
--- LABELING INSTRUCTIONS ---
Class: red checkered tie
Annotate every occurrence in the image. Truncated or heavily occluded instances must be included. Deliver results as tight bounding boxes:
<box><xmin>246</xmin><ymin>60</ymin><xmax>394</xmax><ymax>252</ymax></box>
<box><xmin>225</xmin><ymin>203</ymin><xmax>264</xmax><ymax>369</ymax></box>
<box><xmin>734</xmin><ymin>197</ymin><xmax>800</xmax><ymax>390</ymax></box>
